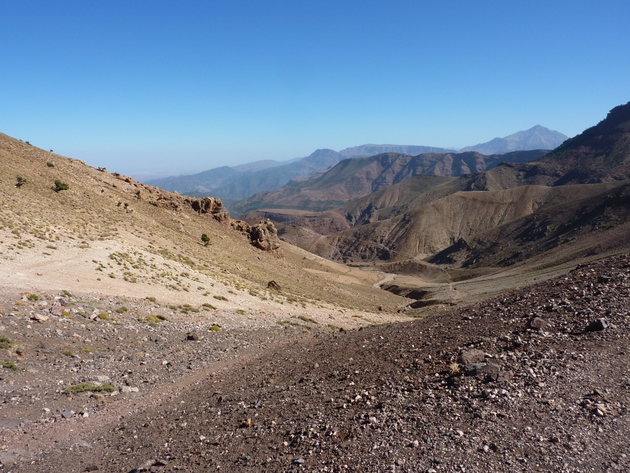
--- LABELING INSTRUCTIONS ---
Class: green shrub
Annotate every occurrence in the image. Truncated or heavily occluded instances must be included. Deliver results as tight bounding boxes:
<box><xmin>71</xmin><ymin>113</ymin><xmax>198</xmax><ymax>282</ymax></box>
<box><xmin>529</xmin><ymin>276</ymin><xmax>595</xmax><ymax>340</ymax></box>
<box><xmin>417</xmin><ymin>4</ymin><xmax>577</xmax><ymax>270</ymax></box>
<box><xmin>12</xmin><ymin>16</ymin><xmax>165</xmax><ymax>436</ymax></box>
<box><xmin>0</xmin><ymin>361</ymin><xmax>23</xmax><ymax>371</ymax></box>
<box><xmin>0</xmin><ymin>335</ymin><xmax>12</xmax><ymax>349</ymax></box>
<box><xmin>15</xmin><ymin>176</ymin><xmax>27</xmax><ymax>187</ymax></box>
<box><xmin>145</xmin><ymin>314</ymin><xmax>161</xmax><ymax>324</ymax></box>
<box><xmin>66</xmin><ymin>382</ymin><xmax>115</xmax><ymax>394</ymax></box>
<box><xmin>53</xmin><ymin>180</ymin><xmax>69</xmax><ymax>192</ymax></box>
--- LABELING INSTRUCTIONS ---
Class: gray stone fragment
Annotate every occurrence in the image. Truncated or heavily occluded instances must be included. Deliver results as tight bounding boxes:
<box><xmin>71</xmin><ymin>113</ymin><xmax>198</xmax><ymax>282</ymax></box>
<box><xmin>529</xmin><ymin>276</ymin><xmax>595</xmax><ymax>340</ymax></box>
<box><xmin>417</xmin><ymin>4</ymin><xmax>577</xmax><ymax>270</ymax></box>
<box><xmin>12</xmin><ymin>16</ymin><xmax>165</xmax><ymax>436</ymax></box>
<box><xmin>585</xmin><ymin>318</ymin><xmax>609</xmax><ymax>332</ymax></box>
<box><xmin>528</xmin><ymin>317</ymin><xmax>548</xmax><ymax>330</ymax></box>
<box><xmin>465</xmin><ymin>362</ymin><xmax>501</xmax><ymax>381</ymax></box>
<box><xmin>458</xmin><ymin>349</ymin><xmax>486</xmax><ymax>364</ymax></box>
<box><xmin>31</xmin><ymin>313</ymin><xmax>49</xmax><ymax>323</ymax></box>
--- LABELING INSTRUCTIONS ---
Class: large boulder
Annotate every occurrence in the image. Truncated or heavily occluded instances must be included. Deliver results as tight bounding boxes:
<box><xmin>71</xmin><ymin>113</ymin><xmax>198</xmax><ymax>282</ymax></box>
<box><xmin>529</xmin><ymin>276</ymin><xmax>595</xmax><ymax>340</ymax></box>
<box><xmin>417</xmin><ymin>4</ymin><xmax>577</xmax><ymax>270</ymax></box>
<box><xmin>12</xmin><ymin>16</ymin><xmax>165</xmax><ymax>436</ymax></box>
<box><xmin>185</xmin><ymin>196</ymin><xmax>223</xmax><ymax>214</ymax></box>
<box><xmin>249</xmin><ymin>220</ymin><xmax>281</xmax><ymax>252</ymax></box>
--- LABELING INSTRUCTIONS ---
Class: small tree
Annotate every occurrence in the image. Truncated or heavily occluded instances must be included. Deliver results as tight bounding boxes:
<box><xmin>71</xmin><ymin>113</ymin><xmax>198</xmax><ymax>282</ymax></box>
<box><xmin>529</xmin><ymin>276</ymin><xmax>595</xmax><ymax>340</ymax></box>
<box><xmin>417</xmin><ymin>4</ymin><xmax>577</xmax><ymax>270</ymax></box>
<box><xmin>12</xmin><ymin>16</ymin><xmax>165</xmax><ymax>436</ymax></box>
<box><xmin>201</xmin><ymin>233</ymin><xmax>210</xmax><ymax>246</ymax></box>
<box><xmin>53</xmin><ymin>180</ymin><xmax>69</xmax><ymax>192</ymax></box>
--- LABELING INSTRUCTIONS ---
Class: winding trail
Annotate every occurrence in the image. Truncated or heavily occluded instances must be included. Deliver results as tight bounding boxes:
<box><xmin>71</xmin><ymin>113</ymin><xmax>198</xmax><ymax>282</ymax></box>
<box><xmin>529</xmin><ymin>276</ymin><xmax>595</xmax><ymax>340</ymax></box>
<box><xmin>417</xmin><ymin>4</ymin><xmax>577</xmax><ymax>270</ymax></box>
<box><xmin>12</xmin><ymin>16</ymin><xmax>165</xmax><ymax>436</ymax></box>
<box><xmin>373</xmin><ymin>271</ymin><xmax>396</xmax><ymax>288</ymax></box>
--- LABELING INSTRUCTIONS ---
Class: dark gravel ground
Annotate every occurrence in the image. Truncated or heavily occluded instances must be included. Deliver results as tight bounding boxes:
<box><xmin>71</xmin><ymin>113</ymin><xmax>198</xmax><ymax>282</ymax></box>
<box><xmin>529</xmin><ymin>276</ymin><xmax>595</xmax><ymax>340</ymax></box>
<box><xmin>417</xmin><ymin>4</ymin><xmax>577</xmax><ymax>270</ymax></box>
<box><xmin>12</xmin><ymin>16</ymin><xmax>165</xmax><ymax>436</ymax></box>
<box><xmin>2</xmin><ymin>254</ymin><xmax>630</xmax><ymax>473</ymax></box>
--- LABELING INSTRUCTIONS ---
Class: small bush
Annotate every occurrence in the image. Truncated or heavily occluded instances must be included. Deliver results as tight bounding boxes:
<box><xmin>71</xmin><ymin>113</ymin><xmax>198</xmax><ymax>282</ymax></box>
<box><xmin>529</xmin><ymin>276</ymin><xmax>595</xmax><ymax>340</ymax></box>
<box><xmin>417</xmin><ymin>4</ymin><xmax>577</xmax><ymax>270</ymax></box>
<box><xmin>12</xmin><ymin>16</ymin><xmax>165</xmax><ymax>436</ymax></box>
<box><xmin>0</xmin><ymin>361</ymin><xmax>23</xmax><ymax>371</ymax></box>
<box><xmin>209</xmin><ymin>324</ymin><xmax>221</xmax><ymax>332</ymax></box>
<box><xmin>0</xmin><ymin>335</ymin><xmax>12</xmax><ymax>349</ymax></box>
<box><xmin>66</xmin><ymin>382</ymin><xmax>115</xmax><ymax>394</ymax></box>
<box><xmin>46</xmin><ymin>162</ymin><xmax>55</xmax><ymax>167</ymax></box>
<box><xmin>53</xmin><ymin>180</ymin><xmax>69</xmax><ymax>192</ymax></box>
<box><xmin>115</xmin><ymin>306</ymin><xmax>128</xmax><ymax>313</ymax></box>
<box><xmin>145</xmin><ymin>314</ymin><xmax>161</xmax><ymax>324</ymax></box>
<box><xmin>213</xmin><ymin>295</ymin><xmax>228</xmax><ymax>301</ymax></box>
<box><xmin>201</xmin><ymin>233</ymin><xmax>210</xmax><ymax>246</ymax></box>
<box><xmin>15</xmin><ymin>176</ymin><xmax>27</xmax><ymax>187</ymax></box>
<box><xmin>180</xmin><ymin>304</ymin><xmax>199</xmax><ymax>314</ymax></box>
<box><xmin>297</xmin><ymin>315</ymin><xmax>318</xmax><ymax>324</ymax></box>
<box><xmin>97</xmin><ymin>312</ymin><xmax>110</xmax><ymax>320</ymax></box>
<box><xmin>27</xmin><ymin>293</ymin><xmax>39</xmax><ymax>301</ymax></box>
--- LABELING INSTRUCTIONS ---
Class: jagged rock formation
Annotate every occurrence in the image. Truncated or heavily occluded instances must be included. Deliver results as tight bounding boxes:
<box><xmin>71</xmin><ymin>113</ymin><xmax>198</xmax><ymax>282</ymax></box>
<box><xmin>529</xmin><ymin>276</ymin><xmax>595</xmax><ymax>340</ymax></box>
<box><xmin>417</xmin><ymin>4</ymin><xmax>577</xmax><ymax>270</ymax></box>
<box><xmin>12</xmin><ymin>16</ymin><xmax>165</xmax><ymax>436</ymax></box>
<box><xmin>248</xmin><ymin>219</ymin><xmax>282</xmax><ymax>252</ymax></box>
<box><xmin>231</xmin><ymin>218</ymin><xmax>282</xmax><ymax>252</ymax></box>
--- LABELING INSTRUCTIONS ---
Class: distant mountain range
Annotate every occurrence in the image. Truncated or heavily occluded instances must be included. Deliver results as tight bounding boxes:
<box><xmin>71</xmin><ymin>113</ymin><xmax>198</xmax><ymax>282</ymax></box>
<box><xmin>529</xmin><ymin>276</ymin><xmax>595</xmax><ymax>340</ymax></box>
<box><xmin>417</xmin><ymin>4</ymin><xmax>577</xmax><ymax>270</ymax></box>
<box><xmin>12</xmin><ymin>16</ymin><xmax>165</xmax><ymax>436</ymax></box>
<box><xmin>146</xmin><ymin>126</ymin><xmax>567</xmax><ymax>206</ymax></box>
<box><xmin>232</xmin><ymin>149</ymin><xmax>548</xmax><ymax>214</ymax></box>
<box><xmin>244</xmin><ymin>101</ymin><xmax>630</xmax><ymax>271</ymax></box>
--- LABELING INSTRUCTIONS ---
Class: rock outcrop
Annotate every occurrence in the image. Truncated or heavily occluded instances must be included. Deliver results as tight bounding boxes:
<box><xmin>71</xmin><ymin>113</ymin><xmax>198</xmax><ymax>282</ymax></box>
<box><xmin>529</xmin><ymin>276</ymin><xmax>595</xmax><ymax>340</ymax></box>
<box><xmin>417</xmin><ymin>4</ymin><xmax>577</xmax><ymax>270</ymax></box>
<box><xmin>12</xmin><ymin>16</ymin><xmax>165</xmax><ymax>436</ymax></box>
<box><xmin>249</xmin><ymin>219</ymin><xmax>281</xmax><ymax>252</ymax></box>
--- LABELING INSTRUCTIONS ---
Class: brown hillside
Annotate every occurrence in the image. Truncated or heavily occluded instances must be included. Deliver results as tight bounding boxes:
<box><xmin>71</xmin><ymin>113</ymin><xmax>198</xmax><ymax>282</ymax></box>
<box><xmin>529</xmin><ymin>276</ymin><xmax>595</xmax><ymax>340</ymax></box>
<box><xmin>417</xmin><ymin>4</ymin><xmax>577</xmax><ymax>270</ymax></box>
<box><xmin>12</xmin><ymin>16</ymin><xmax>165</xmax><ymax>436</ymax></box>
<box><xmin>234</xmin><ymin>150</ymin><xmax>547</xmax><ymax>214</ymax></box>
<box><xmin>318</xmin><ymin>183</ymin><xmax>624</xmax><ymax>263</ymax></box>
<box><xmin>0</xmin><ymin>133</ymin><xmax>407</xmax><ymax>322</ymax></box>
<box><xmin>431</xmin><ymin>180</ymin><xmax>630</xmax><ymax>269</ymax></box>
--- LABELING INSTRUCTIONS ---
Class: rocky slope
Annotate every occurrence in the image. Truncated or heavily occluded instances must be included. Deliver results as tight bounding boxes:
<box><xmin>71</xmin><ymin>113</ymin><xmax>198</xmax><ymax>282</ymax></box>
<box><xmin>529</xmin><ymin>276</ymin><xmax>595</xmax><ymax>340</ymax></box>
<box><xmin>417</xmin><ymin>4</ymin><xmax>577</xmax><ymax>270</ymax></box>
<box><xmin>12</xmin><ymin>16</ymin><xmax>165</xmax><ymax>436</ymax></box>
<box><xmin>3</xmin><ymin>252</ymin><xmax>628</xmax><ymax>472</ymax></box>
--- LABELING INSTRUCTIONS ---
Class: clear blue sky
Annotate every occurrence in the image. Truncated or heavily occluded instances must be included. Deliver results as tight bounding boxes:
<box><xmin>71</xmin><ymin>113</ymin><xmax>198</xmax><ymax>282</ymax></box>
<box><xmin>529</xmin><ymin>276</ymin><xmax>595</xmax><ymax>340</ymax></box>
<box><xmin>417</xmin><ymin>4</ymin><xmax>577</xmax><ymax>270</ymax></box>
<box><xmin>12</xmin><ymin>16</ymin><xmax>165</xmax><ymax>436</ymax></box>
<box><xmin>2</xmin><ymin>0</ymin><xmax>629</xmax><ymax>178</ymax></box>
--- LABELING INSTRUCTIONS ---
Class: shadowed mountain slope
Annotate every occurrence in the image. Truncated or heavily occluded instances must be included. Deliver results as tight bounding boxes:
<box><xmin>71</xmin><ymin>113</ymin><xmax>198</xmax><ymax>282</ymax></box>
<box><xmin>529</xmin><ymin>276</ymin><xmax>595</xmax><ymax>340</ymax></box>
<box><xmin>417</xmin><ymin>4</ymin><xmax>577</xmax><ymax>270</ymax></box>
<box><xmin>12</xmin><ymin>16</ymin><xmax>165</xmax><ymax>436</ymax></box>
<box><xmin>430</xmin><ymin>181</ymin><xmax>630</xmax><ymax>269</ymax></box>
<box><xmin>313</xmin><ymin>182</ymin><xmax>626</xmax><ymax>263</ymax></box>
